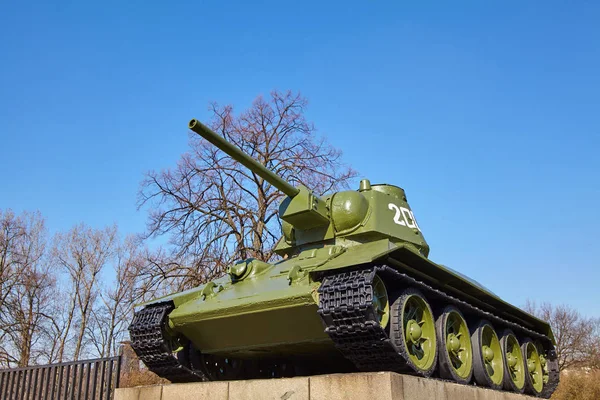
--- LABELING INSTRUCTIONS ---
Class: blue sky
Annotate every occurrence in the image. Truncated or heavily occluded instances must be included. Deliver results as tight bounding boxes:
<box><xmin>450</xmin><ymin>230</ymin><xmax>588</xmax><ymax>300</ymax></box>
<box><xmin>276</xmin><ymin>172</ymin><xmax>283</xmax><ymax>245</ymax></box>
<box><xmin>1</xmin><ymin>1</ymin><xmax>598</xmax><ymax>317</ymax></box>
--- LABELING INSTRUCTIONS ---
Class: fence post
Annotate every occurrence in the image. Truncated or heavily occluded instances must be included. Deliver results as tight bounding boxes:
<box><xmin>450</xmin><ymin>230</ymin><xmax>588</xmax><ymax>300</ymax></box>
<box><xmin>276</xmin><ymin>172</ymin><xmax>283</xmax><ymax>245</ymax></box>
<box><xmin>115</xmin><ymin>346</ymin><xmax>123</xmax><ymax>390</ymax></box>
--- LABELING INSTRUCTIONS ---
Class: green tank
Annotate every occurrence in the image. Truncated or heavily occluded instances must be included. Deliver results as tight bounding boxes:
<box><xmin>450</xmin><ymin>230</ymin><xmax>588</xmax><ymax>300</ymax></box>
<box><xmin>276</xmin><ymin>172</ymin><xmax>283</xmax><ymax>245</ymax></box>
<box><xmin>129</xmin><ymin>119</ymin><xmax>559</xmax><ymax>397</ymax></box>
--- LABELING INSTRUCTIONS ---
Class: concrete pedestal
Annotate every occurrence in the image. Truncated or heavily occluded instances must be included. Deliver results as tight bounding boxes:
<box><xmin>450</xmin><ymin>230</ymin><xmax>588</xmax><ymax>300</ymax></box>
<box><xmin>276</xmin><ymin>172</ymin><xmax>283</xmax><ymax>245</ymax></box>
<box><xmin>115</xmin><ymin>372</ymin><xmax>537</xmax><ymax>400</ymax></box>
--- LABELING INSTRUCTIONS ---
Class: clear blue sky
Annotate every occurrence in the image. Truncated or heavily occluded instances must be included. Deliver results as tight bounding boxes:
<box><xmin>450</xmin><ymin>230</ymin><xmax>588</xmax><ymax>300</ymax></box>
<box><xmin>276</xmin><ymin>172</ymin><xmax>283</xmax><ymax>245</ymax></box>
<box><xmin>1</xmin><ymin>1</ymin><xmax>598</xmax><ymax>317</ymax></box>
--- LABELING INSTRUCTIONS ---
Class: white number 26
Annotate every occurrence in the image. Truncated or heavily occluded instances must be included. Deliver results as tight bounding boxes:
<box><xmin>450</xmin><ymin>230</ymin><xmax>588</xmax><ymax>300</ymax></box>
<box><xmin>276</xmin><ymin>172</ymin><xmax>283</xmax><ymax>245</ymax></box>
<box><xmin>388</xmin><ymin>203</ymin><xmax>421</xmax><ymax>231</ymax></box>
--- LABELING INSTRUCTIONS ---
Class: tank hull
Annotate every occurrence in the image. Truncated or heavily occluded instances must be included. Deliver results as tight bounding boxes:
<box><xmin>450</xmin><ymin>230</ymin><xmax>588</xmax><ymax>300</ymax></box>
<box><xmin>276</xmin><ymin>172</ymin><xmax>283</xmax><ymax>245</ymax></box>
<box><xmin>136</xmin><ymin>240</ymin><xmax>556</xmax><ymax>365</ymax></box>
<box><xmin>132</xmin><ymin>241</ymin><xmax>558</xmax><ymax>397</ymax></box>
<box><xmin>170</xmin><ymin>285</ymin><xmax>331</xmax><ymax>357</ymax></box>
<box><xmin>147</xmin><ymin>240</ymin><xmax>553</xmax><ymax>351</ymax></box>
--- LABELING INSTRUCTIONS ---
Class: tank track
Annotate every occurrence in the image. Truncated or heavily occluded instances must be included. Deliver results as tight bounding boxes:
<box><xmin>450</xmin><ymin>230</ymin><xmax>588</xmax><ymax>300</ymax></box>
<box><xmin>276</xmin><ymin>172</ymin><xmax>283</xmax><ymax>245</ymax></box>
<box><xmin>128</xmin><ymin>302</ymin><xmax>207</xmax><ymax>383</ymax></box>
<box><xmin>317</xmin><ymin>268</ymin><xmax>409</xmax><ymax>373</ymax></box>
<box><xmin>129</xmin><ymin>264</ymin><xmax>558</xmax><ymax>396</ymax></box>
<box><xmin>317</xmin><ymin>264</ymin><xmax>559</xmax><ymax>398</ymax></box>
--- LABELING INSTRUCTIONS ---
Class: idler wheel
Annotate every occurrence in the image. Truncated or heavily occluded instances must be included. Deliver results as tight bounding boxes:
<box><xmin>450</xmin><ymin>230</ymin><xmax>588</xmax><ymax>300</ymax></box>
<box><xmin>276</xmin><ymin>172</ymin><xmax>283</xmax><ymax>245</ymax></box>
<box><xmin>522</xmin><ymin>339</ymin><xmax>544</xmax><ymax>395</ymax></box>
<box><xmin>390</xmin><ymin>288</ymin><xmax>437</xmax><ymax>376</ymax></box>
<box><xmin>435</xmin><ymin>306</ymin><xmax>473</xmax><ymax>384</ymax></box>
<box><xmin>471</xmin><ymin>320</ymin><xmax>504</xmax><ymax>389</ymax></box>
<box><xmin>500</xmin><ymin>330</ymin><xmax>525</xmax><ymax>393</ymax></box>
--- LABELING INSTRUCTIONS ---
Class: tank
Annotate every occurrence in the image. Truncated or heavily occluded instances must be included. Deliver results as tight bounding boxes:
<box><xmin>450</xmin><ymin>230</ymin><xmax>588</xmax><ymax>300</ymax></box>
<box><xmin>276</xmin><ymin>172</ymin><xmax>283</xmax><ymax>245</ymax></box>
<box><xmin>129</xmin><ymin>119</ymin><xmax>559</xmax><ymax>397</ymax></box>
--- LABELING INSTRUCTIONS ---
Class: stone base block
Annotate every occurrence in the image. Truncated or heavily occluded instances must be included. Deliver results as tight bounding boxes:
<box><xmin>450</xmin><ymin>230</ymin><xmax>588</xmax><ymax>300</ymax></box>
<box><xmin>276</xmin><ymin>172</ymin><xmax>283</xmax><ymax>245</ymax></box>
<box><xmin>115</xmin><ymin>372</ymin><xmax>538</xmax><ymax>400</ymax></box>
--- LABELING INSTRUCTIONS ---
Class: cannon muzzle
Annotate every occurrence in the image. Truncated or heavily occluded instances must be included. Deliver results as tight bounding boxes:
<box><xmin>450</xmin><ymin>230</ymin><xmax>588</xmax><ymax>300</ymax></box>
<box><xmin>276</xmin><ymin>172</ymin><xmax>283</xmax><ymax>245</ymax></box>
<box><xmin>188</xmin><ymin>119</ymin><xmax>300</xmax><ymax>198</ymax></box>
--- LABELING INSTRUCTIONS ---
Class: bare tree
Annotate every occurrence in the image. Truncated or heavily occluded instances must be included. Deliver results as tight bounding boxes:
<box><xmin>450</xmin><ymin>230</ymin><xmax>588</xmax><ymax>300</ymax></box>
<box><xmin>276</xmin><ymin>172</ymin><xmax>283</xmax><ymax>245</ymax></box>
<box><xmin>88</xmin><ymin>235</ymin><xmax>144</xmax><ymax>357</ymax></box>
<box><xmin>525</xmin><ymin>300</ymin><xmax>600</xmax><ymax>370</ymax></box>
<box><xmin>51</xmin><ymin>224</ymin><xmax>117</xmax><ymax>361</ymax></box>
<box><xmin>36</xmin><ymin>293</ymin><xmax>67</xmax><ymax>364</ymax></box>
<box><xmin>0</xmin><ymin>210</ymin><xmax>23</xmax><ymax>365</ymax></box>
<box><xmin>0</xmin><ymin>210</ymin><xmax>56</xmax><ymax>367</ymax></box>
<box><xmin>4</xmin><ymin>263</ymin><xmax>56</xmax><ymax>367</ymax></box>
<box><xmin>0</xmin><ymin>210</ymin><xmax>27</xmax><ymax>320</ymax></box>
<box><xmin>139</xmin><ymin>90</ymin><xmax>356</xmax><ymax>292</ymax></box>
<box><xmin>1</xmin><ymin>211</ymin><xmax>147</xmax><ymax>365</ymax></box>
<box><xmin>589</xmin><ymin>321</ymin><xmax>600</xmax><ymax>370</ymax></box>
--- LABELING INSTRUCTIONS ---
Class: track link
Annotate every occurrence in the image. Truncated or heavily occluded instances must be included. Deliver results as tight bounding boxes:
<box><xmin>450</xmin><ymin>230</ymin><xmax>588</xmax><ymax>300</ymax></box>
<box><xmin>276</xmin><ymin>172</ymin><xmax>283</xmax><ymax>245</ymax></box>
<box><xmin>317</xmin><ymin>268</ymin><xmax>409</xmax><ymax>372</ymax></box>
<box><xmin>128</xmin><ymin>302</ymin><xmax>207</xmax><ymax>383</ymax></box>
<box><xmin>317</xmin><ymin>264</ymin><xmax>559</xmax><ymax>398</ymax></box>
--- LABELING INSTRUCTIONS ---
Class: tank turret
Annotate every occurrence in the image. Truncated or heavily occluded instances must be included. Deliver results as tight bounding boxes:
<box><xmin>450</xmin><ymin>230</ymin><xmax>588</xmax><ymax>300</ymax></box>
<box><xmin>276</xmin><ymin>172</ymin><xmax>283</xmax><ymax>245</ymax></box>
<box><xmin>188</xmin><ymin>118</ymin><xmax>429</xmax><ymax>256</ymax></box>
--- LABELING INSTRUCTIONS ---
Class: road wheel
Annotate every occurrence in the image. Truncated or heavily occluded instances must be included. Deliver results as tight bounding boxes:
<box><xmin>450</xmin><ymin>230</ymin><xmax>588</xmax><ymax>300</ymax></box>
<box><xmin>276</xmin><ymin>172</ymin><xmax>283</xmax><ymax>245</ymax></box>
<box><xmin>522</xmin><ymin>339</ymin><xmax>544</xmax><ymax>395</ymax></box>
<box><xmin>390</xmin><ymin>288</ymin><xmax>437</xmax><ymax>376</ymax></box>
<box><xmin>500</xmin><ymin>330</ymin><xmax>525</xmax><ymax>393</ymax></box>
<box><xmin>436</xmin><ymin>306</ymin><xmax>473</xmax><ymax>384</ymax></box>
<box><xmin>472</xmin><ymin>320</ymin><xmax>504</xmax><ymax>389</ymax></box>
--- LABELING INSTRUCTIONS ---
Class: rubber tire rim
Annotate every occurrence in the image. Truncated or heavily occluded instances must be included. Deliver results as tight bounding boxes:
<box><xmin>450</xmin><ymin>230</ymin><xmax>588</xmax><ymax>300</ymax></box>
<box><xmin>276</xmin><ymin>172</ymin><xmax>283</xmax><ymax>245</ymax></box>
<box><xmin>522</xmin><ymin>339</ymin><xmax>544</xmax><ymax>395</ymax></box>
<box><xmin>500</xmin><ymin>330</ymin><xmax>525</xmax><ymax>393</ymax></box>
<box><xmin>471</xmin><ymin>320</ymin><xmax>504</xmax><ymax>389</ymax></box>
<box><xmin>435</xmin><ymin>305</ymin><xmax>473</xmax><ymax>384</ymax></box>
<box><xmin>390</xmin><ymin>288</ymin><xmax>437</xmax><ymax>376</ymax></box>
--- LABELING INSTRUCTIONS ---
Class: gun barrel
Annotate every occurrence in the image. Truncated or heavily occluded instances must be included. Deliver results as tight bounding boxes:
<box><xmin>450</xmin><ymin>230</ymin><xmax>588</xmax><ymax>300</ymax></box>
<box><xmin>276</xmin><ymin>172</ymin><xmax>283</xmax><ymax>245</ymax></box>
<box><xmin>188</xmin><ymin>119</ymin><xmax>300</xmax><ymax>198</ymax></box>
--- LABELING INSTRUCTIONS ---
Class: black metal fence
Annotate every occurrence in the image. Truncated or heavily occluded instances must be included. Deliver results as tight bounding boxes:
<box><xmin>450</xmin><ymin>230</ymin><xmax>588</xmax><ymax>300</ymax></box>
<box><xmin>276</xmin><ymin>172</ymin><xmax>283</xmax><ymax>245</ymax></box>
<box><xmin>0</xmin><ymin>355</ymin><xmax>121</xmax><ymax>400</ymax></box>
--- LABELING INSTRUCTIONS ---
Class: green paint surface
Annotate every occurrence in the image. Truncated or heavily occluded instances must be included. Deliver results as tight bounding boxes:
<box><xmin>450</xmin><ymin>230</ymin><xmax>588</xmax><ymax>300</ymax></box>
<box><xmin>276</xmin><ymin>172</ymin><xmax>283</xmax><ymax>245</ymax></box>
<box><xmin>142</xmin><ymin>120</ymin><xmax>556</xmax><ymax>360</ymax></box>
